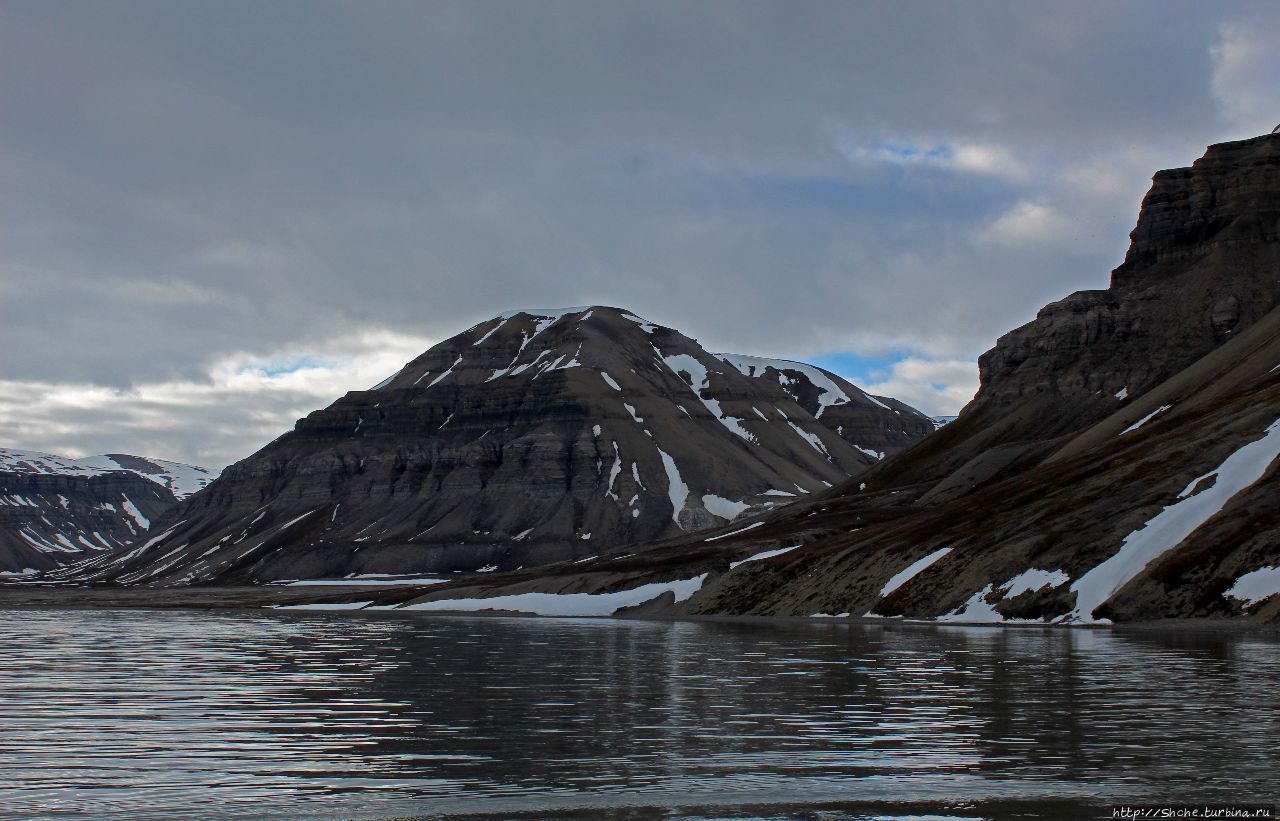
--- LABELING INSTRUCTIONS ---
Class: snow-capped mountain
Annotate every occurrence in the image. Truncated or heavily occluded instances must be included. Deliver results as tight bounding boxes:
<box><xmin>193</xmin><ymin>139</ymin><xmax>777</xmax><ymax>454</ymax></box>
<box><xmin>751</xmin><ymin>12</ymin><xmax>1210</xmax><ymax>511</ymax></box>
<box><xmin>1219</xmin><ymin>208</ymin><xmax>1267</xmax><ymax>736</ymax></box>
<box><xmin>63</xmin><ymin>306</ymin><xmax>932</xmax><ymax>584</ymax></box>
<box><xmin>0</xmin><ymin>449</ymin><xmax>215</xmax><ymax>575</ymax></box>
<box><xmin>302</xmin><ymin>135</ymin><xmax>1280</xmax><ymax>624</ymax></box>
<box><xmin>0</xmin><ymin>450</ymin><xmax>215</xmax><ymax>500</ymax></box>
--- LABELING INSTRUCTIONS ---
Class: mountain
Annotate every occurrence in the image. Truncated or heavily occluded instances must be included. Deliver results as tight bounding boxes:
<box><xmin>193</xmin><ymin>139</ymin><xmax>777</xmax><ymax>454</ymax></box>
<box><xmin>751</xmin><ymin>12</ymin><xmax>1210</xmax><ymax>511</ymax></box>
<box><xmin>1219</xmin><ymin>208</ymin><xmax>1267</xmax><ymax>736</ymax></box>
<box><xmin>314</xmin><ymin>134</ymin><xmax>1280</xmax><ymax>624</ymax></box>
<box><xmin>0</xmin><ymin>449</ymin><xmax>214</xmax><ymax>575</ymax></box>
<box><xmin>65</xmin><ymin>306</ymin><xmax>932</xmax><ymax>584</ymax></box>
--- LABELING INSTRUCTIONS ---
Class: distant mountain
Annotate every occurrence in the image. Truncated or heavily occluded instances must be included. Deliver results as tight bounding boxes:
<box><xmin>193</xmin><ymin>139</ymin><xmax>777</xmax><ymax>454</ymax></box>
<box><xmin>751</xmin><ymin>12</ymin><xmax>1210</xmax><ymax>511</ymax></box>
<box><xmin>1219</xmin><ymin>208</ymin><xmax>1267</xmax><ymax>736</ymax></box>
<box><xmin>64</xmin><ymin>306</ymin><xmax>933</xmax><ymax>584</ymax></box>
<box><xmin>0</xmin><ymin>449</ymin><xmax>214</xmax><ymax>575</ymax></box>
<box><xmin>309</xmin><ymin>135</ymin><xmax>1280</xmax><ymax>624</ymax></box>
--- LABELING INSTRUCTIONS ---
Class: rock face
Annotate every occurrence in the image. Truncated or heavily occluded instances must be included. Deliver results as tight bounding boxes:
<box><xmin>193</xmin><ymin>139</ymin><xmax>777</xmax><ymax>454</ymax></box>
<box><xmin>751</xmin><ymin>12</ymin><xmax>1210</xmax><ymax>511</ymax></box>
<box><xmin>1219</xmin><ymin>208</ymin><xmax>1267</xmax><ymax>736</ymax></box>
<box><xmin>71</xmin><ymin>307</ymin><xmax>932</xmax><ymax>584</ymax></box>
<box><xmin>326</xmin><ymin>135</ymin><xmax>1280</xmax><ymax>625</ymax></box>
<box><xmin>0</xmin><ymin>450</ymin><xmax>214</xmax><ymax>575</ymax></box>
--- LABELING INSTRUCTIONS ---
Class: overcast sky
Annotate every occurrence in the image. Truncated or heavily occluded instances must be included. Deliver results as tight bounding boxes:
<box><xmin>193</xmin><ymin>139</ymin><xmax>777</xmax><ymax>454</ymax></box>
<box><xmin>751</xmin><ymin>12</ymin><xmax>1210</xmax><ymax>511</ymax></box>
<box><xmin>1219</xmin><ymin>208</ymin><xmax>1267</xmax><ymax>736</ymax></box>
<box><xmin>4</xmin><ymin>1</ymin><xmax>1280</xmax><ymax>469</ymax></box>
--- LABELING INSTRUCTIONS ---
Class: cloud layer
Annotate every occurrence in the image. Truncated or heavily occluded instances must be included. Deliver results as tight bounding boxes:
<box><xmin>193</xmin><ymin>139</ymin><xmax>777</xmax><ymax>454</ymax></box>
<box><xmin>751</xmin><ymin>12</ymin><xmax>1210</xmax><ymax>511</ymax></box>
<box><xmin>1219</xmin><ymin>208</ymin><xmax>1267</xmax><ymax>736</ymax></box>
<box><xmin>3</xmin><ymin>1</ymin><xmax>1278</xmax><ymax>466</ymax></box>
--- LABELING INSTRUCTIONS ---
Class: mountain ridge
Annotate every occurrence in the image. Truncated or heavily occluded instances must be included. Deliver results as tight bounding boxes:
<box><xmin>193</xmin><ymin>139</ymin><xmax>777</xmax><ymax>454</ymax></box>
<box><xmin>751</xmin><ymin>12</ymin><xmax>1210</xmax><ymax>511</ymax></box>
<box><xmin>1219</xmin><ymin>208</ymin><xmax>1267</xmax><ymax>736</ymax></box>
<box><xmin>0</xmin><ymin>448</ymin><xmax>214</xmax><ymax>574</ymax></box>
<box><xmin>57</xmin><ymin>306</ymin><xmax>932</xmax><ymax>584</ymax></box>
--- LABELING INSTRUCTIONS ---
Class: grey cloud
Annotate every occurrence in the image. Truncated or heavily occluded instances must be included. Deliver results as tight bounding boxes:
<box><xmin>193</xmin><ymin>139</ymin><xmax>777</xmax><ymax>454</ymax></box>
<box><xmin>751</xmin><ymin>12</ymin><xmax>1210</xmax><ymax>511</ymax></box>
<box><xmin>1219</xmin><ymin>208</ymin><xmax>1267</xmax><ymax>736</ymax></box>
<box><xmin>3</xmin><ymin>0</ymin><xmax>1278</xmax><ymax>464</ymax></box>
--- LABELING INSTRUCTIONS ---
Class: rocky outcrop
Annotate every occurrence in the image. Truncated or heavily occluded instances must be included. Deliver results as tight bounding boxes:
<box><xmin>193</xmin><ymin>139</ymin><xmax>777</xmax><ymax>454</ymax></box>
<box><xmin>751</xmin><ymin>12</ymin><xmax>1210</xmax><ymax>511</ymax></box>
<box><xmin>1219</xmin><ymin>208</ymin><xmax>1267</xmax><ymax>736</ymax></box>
<box><xmin>313</xmin><ymin>135</ymin><xmax>1280</xmax><ymax>624</ymax></box>
<box><xmin>867</xmin><ymin>134</ymin><xmax>1280</xmax><ymax>488</ymax></box>
<box><xmin>0</xmin><ymin>450</ymin><xmax>213</xmax><ymax>574</ymax></box>
<box><xmin>66</xmin><ymin>307</ymin><xmax>932</xmax><ymax>584</ymax></box>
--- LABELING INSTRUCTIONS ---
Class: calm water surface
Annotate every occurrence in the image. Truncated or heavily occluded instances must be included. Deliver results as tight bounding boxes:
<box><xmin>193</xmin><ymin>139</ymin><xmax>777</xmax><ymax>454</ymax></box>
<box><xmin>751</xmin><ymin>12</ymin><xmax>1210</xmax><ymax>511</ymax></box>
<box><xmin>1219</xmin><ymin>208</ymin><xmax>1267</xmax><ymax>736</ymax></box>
<box><xmin>1</xmin><ymin>609</ymin><xmax>1278</xmax><ymax>819</ymax></box>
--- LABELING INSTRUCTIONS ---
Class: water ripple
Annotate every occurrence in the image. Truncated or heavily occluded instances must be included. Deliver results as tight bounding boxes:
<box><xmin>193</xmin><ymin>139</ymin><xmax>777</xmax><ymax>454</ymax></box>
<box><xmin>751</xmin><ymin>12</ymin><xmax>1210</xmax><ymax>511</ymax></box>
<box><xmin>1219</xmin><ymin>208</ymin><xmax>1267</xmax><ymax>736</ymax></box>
<box><xmin>0</xmin><ymin>610</ymin><xmax>1277</xmax><ymax>818</ymax></box>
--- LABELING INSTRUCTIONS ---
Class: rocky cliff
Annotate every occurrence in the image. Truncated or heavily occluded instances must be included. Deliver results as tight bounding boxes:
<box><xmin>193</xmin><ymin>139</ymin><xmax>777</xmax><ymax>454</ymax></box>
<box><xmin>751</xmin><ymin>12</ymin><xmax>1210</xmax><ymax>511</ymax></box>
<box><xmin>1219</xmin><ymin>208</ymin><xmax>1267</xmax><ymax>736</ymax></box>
<box><xmin>306</xmin><ymin>135</ymin><xmax>1280</xmax><ymax>624</ymax></box>
<box><xmin>66</xmin><ymin>307</ymin><xmax>931</xmax><ymax>584</ymax></box>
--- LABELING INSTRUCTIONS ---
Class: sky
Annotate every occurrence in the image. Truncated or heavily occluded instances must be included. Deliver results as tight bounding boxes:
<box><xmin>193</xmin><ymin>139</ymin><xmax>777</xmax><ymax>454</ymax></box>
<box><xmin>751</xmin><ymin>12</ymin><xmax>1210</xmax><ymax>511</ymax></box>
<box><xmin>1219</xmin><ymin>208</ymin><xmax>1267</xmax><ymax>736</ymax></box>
<box><xmin>4</xmin><ymin>1</ymin><xmax>1280</xmax><ymax>469</ymax></box>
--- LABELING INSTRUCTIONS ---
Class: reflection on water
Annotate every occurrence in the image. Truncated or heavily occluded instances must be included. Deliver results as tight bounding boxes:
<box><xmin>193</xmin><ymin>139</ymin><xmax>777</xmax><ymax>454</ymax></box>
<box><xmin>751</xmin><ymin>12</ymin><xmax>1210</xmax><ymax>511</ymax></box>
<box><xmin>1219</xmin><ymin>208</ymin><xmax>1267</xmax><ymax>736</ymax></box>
<box><xmin>0</xmin><ymin>610</ymin><xmax>1277</xmax><ymax>819</ymax></box>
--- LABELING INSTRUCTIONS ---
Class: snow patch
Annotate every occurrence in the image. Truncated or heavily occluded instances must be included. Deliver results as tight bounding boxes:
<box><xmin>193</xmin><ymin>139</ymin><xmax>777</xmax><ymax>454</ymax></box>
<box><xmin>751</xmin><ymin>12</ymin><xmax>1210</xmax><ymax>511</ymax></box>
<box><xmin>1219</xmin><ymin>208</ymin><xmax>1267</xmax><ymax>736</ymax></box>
<box><xmin>400</xmin><ymin>574</ymin><xmax>708</xmax><ymax>616</ymax></box>
<box><xmin>505</xmin><ymin>349</ymin><xmax>550</xmax><ymax>379</ymax></box>
<box><xmin>716</xmin><ymin>353</ymin><xmax>857</xmax><ymax>416</ymax></box>
<box><xmin>787</xmin><ymin>422</ymin><xmax>830</xmax><ymax>457</ymax></box>
<box><xmin>656</xmin><ymin>447</ymin><xmax>688</xmax><ymax>527</ymax></box>
<box><xmin>605</xmin><ymin>443</ymin><xmax>623</xmax><ymax>500</ymax></box>
<box><xmin>426</xmin><ymin>355</ymin><xmax>463</xmax><ymax>388</ymax></box>
<box><xmin>1177</xmin><ymin>469</ymin><xmax>1218</xmax><ymax>499</ymax></box>
<box><xmin>729</xmin><ymin>545</ymin><xmax>799</xmax><ymax>569</ymax></box>
<box><xmin>371</xmin><ymin>367</ymin><xmax>402</xmax><ymax>390</ymax></box>
<box><xmin>473</xmin><ymin>317</ymin><xmax>508</xmax><ymax>346</ymax></box>
<box><xmin>277</xmin><ymin>510</ymin><xmax>317</xmax><ymax>531</ymax></box>
<box><xmin>120</xmin><ymin>498</ymin><xmax>150</xmax><ymax>530</ymax></box>
<box><xmin>702</xmin><ymin>494</ymin><xmax>749</xmax><ymax>521</ymax></box>
<box><xmin>879</xmin><ymin>547</ymin><xmax>953</xmax><ymax>598</ymax></box>
<box><xmin>1068</xmin><ymin>416</ymin><xmax>1280</xmax><ymax>623</ymax></box>
<box><xmin>662</xmin><ymin>353</ymin><xmax>710</xmax><ymax>393</ymax></box>
<box><xmin>601</xmin><ymin>372</ymin><xmax>621</xmax><ymax>391</ymax></box>
<box><xmin>1000</xmin><ymin>568</ymin><xmax>1070</xmax><ymax>598</ymax></box>
<box><xmin>277</xmin><ymin>601</ymin><xmax>374</xmax><ymax>611</ymax></box>
<box><xmin>1225</xmin><ymin>566</ymin><xmax>1280</xmax><ymax>608</ymax></box>
<box><xmin>494</xmin><ymin>306</ymin><xmax>591</xmax><ymax>321</ymax></box>
<box><xmin>707</xmin><ymin>521</ymin><xmax>764</xmax><ymax>541</ymax></box>
<box><xmin>282</xmin><ymin>577</ymin><xmax>447</xmax><ymax>587</ymax></box>
<box><xmin>938</xmin><ymin>584</ymin><xmax>1005</xmax><ymax>623</ymax></box>
<box><xmin>621</xmin><ymin>312</ymin><xmax>658</xmax><ymax>333</ymax></box>
<box><xmin>1120</xmin><ymin>404</ymin><xmax>1172</xmax><ymax>435</ymax></box>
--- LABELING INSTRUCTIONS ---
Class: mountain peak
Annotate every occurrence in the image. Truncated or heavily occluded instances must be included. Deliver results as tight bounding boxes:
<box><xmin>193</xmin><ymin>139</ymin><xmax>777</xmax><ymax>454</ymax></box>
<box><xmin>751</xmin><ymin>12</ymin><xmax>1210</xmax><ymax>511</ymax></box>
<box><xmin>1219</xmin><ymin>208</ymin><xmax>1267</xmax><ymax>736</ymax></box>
<box><xmin>69</xmin><ymin>309</ymin><xmax>933</xmax><ymax>584</ymax></box>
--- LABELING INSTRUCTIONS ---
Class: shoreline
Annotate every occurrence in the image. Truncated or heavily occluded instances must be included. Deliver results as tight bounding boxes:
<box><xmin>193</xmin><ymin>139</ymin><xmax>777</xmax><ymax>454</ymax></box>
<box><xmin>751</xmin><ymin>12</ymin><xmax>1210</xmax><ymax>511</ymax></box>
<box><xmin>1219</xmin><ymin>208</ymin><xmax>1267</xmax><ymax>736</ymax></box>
<box><xmin>1</xmin><ymin>585</ymin><xmax>1276</xmax><ymax>632</ymax></box>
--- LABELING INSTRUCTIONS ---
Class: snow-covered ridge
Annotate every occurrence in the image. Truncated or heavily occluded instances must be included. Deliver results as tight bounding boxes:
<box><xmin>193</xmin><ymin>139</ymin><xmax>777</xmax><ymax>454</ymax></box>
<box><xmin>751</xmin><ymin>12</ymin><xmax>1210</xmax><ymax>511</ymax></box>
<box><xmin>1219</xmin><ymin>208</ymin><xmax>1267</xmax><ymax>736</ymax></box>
<box><xmin>485</xmin><ymin>306</ymin><xmax>661</xmax><ymax>328</ymax></box>
<box><xmin>492</xmin><ymin>306</ymin><xmax>594</xmax><ymax>321</ymax></box>
<box><xmin>716</xmin><ymin>352</ymin><xmax>882</xmax><ymax>415</ymax></box>
<box><xmin>0</xmin><ymin>448</ymin><xmax>216</xmax><ymax>500</ymax></box>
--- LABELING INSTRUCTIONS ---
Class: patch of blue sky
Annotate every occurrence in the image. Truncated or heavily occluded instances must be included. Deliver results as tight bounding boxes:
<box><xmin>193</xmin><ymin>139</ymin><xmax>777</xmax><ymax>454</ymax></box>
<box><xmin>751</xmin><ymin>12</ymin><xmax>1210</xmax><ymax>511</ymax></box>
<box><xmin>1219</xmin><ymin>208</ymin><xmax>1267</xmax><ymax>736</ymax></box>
<box><xmin>239</xmin><ymin>355</ymin><xmax>332</xmax><ymax>378</ymax></box>
<box><xmin>872</xmin><ymin>141</ymin><xmax>953</xmax><ymax>162</ymax></box>
<box><xmin>805</xmin><ymin>349</ymin><xmax>906</xmax><ymax>384</ymax></box>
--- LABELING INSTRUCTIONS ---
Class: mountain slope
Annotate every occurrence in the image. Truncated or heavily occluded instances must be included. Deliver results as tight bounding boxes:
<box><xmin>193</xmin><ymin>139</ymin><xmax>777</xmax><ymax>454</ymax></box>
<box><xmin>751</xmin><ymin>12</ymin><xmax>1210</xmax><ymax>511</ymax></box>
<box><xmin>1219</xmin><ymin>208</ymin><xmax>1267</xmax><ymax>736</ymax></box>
<box><xmin>0</xmin><ymin>449</ymin><xmax>214</xmax><ymax>574</ymax></box>
<box><xmin>68</xmin><ymin>306</ymin><xmax>932</xmax><ymax>584</ymax></box>
<box><xmin>318</xmin><ymin>135</ymin><xmax>1280</xmax><ymax>624</ymax></box>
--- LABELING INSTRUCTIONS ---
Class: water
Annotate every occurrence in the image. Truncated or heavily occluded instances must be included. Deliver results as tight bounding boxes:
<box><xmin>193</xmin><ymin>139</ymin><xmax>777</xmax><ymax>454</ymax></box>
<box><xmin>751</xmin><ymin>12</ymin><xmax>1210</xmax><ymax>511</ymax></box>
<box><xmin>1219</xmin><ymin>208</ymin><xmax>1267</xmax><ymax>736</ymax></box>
<box><xmin>1</xmin><ymin>610</ymin><xmax>1277</xmax><ymax>820</ymax></box>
